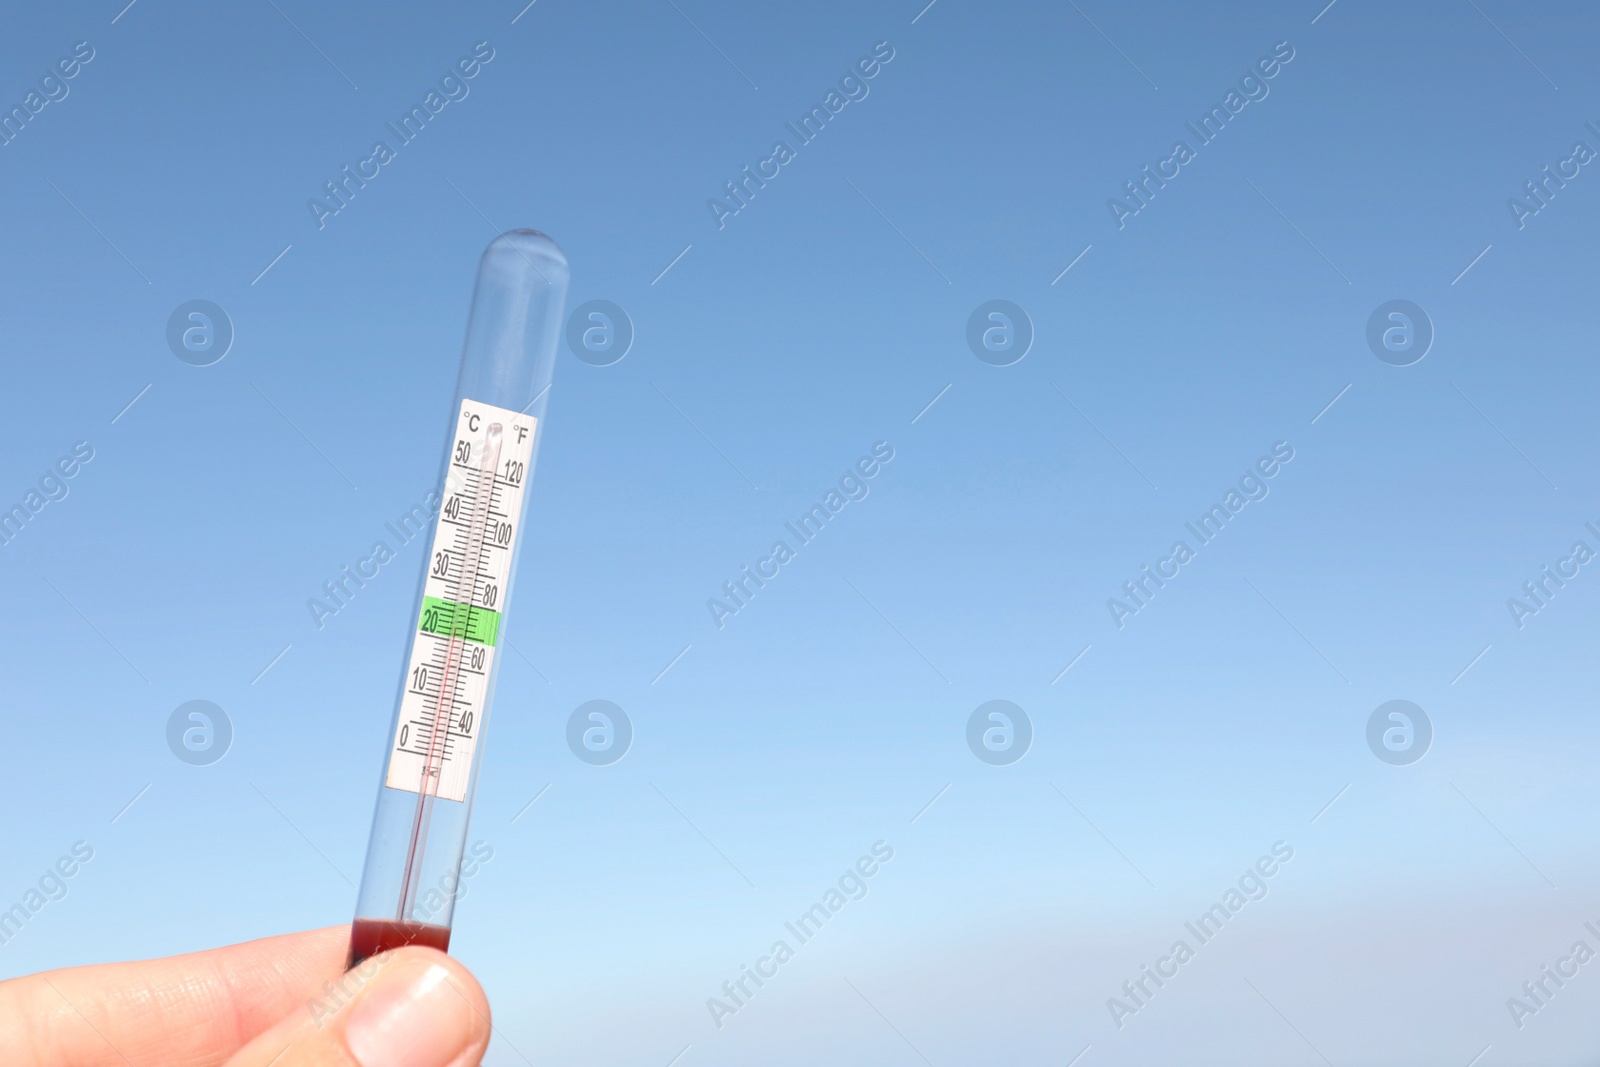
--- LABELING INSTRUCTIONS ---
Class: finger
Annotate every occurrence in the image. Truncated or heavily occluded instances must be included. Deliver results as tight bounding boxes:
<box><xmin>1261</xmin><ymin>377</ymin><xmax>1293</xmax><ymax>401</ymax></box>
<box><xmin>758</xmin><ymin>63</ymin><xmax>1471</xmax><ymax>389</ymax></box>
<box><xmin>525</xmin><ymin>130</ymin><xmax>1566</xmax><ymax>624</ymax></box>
<box><xmin>222</xmin><ymin>947</ymin><xmax>491</xmax><ymax>1067</ymax></box>
<box><xmin>0</xmin><ymin>925</ymin><xmax>349</xmax><ymax>1067</ymax></box>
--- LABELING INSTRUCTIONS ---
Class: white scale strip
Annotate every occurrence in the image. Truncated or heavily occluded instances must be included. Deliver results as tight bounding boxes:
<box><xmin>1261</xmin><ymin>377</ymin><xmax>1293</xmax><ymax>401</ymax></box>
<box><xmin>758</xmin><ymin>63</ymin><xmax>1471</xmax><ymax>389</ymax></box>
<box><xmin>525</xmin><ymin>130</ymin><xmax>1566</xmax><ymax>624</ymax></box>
<box><xmin>386</xmin><ymin>399</ymin><xmax>535</xmax><ymax>803</ymax></box>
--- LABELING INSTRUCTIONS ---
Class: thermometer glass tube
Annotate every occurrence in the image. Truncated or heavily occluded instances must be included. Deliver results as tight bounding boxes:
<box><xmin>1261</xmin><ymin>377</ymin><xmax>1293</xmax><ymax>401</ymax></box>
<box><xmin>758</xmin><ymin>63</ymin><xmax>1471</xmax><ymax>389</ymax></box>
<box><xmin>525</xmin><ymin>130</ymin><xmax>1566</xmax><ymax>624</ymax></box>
<box><xmin>347</xmin><ymin>231</ymin><xmax>568</xmax><ymax>969</ymax></box>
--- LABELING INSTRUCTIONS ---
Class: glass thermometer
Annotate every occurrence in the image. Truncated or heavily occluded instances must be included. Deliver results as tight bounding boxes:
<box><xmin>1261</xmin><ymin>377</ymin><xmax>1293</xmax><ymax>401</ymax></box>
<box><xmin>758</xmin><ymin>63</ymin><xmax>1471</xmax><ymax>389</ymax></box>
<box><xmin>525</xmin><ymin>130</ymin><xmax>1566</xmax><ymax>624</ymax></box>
<box><xmin>347</xmin><ymin>230</ymin><xmax>568</xmax><ymax>968</ymax></box>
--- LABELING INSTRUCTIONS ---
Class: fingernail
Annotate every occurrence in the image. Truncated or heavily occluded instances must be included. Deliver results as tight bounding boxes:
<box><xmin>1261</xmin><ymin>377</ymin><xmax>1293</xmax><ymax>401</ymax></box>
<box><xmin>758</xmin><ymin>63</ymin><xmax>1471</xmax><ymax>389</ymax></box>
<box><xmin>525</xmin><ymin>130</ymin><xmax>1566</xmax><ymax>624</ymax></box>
<box><xmin>346</xmin><ymin>960</ymin><xmax>479</xmax><ymax>1067</ymax></box>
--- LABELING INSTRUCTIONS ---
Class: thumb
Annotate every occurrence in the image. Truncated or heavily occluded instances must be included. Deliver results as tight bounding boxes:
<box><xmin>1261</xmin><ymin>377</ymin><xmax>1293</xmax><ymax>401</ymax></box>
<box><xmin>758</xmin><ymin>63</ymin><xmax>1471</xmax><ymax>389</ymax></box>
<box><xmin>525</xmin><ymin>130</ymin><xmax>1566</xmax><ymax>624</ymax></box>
<box><xmin>223</xmin><ymin>946</ymin><xmax>492</xmax><ymax>1067</ymax></box>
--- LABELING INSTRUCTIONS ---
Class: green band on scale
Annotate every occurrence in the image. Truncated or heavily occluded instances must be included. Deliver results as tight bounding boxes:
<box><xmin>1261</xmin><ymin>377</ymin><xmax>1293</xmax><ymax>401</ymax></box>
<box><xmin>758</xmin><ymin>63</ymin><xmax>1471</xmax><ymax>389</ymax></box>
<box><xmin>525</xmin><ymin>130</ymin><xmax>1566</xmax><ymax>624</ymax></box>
<box><xmin>418</xmin><ymin>595</ymin><xmax>502</xmax><ymax>646</ymax></box>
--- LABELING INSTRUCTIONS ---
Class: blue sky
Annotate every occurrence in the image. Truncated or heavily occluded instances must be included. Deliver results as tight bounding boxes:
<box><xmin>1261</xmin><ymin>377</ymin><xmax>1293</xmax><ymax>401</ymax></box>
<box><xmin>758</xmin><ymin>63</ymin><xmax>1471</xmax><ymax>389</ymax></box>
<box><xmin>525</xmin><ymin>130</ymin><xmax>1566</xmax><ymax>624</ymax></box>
<box><xmin>3</xmin><ymin>1</ymin><xmax>1600</xmax><ymax>1064</ymax></box>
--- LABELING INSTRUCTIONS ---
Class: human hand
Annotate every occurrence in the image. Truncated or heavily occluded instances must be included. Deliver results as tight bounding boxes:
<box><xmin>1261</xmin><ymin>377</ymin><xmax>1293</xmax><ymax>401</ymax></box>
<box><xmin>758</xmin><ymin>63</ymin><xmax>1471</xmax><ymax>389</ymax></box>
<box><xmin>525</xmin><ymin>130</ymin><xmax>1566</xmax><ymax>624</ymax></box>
<box><xmin>0</xmin><ymin>925</ymin><xmax>492</xmax><ymax>1067</ymax></box>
